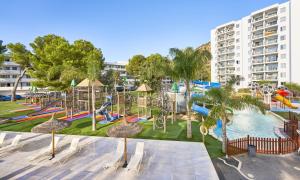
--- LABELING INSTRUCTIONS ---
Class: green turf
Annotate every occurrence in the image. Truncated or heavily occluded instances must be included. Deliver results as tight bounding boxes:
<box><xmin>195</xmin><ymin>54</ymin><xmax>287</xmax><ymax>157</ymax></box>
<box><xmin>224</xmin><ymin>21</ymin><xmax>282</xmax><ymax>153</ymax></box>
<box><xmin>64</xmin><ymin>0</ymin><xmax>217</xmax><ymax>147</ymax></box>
<box><xmin>0</xmin><ymin>100</ymin><xmax>28</xmax><ymax>115</ymax></box>
<box><xmin>0</xmin><ymin>113</ymin><xmax>66</xmax><ymax>132</ymax></box>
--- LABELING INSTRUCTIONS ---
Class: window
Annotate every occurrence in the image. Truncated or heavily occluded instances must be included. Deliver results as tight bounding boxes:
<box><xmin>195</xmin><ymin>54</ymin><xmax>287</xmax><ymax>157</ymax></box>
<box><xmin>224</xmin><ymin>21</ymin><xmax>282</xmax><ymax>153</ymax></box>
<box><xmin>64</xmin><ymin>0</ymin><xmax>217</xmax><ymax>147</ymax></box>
<box><xmin>280</xmin><ymin>26</ymin><xmax>286</xmax><ymax>31</ymax></box>
<box><xmin>236</xmin><ymin>24</ymin><xmax>240</xmax><ymax>28</ymax></box>
<box><xmin>280</xmin><ymin>44</ymin><xmax>286</xmax><ymax>50</ymax></box>
<box><xmin>281</xmin><ymin>54</ymin><xmax>286</xmax><ymax>59</ymax></box>
<box><xmin>4</xmin><ymin>67</ymin><xmax>10</xmax><ymax>70</ymax></box>
<box><xmin>248</xmin><ymin>27</ymin><xmax>251</xmax><ymax>31</ymax></box>
<box><xmin>236</xmin><ymin>31</ymin><xmax>240</xmax><ymax>35</ymax></box>
<box><xmin>280</xmin><ymin>7</ymin><xmax>286</xmax><ymax>13</ymax></box>
<box><xmin>280</xmin><ymin>17</ymin><xmax>286</xmax><ymax>22</ymax></box>
<box><xmin>12</xmin><ymin>67</ymin><xmax>17</xmax><ymax>70</ymax></box>
<box><xmin>0</xmin><ymin>75</ymin><xmax>10</xmax><ymax>78</ymax></box>
<box><xmin>281</xmin><ymin>63</ymin><xmax>286</xmax><ymax>68</ymax></box>
<box><xmin>236</xmin><ymin>53</ymin><xmax>240</xmax><ymax>57</ymax></box>
<box><xmin>12</xmin><ymin>75</ymin><xmax>17</xmax><ymax>78</ymax></box>
<box><xmin>236</xmin><ymin>39</ymin><xmax>240</xmax><ymax>43</ymax></box>
<box><xmin>248</xmin><ymin>19</ymin><xmax>251</xmax><ymax>23</ymax></box>
<box><xmin>280</xmin><ymin>35</ymin><xmax>286</xmax><ymax>41</ymax></box>
<box><xmin>237</xmin><ymin>67</ymin><xmax>240</xmax><ymax>71</ymax></box>
<box><xmin>280</xmin><ymin>72</ymin><xmax>286</xmax><ymax>78</ymax></box>
<box><xmin>236</xmin><ymin>46</ymin><xmax>240</xmax><ymax>50</ymax></box>
<box><xmin>236</xmin><ymin>60</ymin><xmax>240</xmax><ymax>64</ymax></box>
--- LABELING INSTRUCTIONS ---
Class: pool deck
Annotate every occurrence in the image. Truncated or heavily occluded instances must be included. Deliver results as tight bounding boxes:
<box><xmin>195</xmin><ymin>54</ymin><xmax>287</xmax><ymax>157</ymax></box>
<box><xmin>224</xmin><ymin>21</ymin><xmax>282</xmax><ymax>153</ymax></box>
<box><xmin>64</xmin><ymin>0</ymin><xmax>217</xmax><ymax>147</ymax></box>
<box><xmin>0</xmin><ymin>132</ymin><xmax>219</xmax><ymax>180</ymax></box>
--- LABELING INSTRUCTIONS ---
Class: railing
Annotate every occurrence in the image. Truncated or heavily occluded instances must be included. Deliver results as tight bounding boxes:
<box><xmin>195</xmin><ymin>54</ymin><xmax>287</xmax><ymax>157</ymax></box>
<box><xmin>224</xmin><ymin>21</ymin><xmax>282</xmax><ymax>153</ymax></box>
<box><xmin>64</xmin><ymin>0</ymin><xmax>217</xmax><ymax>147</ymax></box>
<box><xmin>284</xmin><ymin>112</ymin><xmax>299</xmax><ymax>142</ymax></box>
<box><xmin>227</xmin><ymin>135</ymin><xmax>298</xmax><ymax>156</ymax></box>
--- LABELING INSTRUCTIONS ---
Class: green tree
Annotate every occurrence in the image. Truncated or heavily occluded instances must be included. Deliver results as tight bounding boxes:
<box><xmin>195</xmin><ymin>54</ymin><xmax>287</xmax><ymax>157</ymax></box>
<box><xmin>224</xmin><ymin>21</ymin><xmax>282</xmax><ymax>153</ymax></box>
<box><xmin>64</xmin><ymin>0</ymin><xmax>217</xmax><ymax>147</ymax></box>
<box><xmin>0</xmin><ymin>40</ymin><xmax>7</xmax><ymax>66</ymax></box>
<box><xmin>9</xmin><ymin>34</ymin><xmax>104</xmax><ymax>91</ymax></box>
<box><xmin>190</xmin><ymin>77</ymin><xmax>265</xmax><ymax>153</ymax></box>
<box><xmin>7</xmin><ymin>43</ymin><xmax>32</xmax><ymax>101</ymax></box>
<box><xmin>126</xmin><ymin>55</ymin><xmax>145</xmax><ymax>77</ymax></box>
<box><xmin>169</xmin><ymin>47</ymin><xmax>211</xmax><ymax>138</ymax></box>
<box><xmin>140</xmin><ymin>54</ymin><xmax>170</xmax><ymax>91</ymax></box>
<box><xmin>100</xmin><ymin>69</ymin><xmax>115</xmax><ymax>91</ymax></box>
<box><xmin>284</xmin><ymin>82</ymin><xmax>300</xmax><ymax>95</ymax></box>
<box><xmin>87</xmin><ymin>50</ymin><xmax>103</xmax><ymax>131</ymax></box>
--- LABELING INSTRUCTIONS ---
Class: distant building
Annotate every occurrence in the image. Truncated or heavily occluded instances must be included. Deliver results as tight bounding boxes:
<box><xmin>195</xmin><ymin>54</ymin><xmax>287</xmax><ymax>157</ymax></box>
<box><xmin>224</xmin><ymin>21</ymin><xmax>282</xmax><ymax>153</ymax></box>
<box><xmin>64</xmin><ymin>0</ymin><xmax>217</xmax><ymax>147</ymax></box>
<box><xmin>211</xmin><ymin>1</ymin><xmax>300</xmax><ymax>88</ymax></box>
<box><xmin>0</xmin><ymin>58</ymin><xmax>34</xmax><ymax>95</ymax></box>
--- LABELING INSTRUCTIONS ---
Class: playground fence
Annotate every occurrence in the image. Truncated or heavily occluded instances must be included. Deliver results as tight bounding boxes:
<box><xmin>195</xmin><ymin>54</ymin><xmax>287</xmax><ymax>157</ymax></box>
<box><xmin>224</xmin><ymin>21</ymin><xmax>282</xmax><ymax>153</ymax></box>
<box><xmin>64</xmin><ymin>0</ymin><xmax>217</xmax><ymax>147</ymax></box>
<box><xmin>227</xmin><ymin>135</ymin><xmax>298</xmax><ymax>156</ymax></box>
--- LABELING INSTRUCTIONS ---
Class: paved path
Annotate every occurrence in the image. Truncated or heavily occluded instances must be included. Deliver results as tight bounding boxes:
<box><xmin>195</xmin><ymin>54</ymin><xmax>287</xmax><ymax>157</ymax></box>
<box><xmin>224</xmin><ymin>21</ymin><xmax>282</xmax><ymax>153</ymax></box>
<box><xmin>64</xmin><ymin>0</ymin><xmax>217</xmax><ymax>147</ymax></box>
<box><xmin>237</xmin><ymin>153</ymin><xmax>300</xmax><ymax>180</ymax></box>
<box><xmin>0</xmin><ymin>132</ymin><xmax>219</xmax><ymax>180</ymax></box>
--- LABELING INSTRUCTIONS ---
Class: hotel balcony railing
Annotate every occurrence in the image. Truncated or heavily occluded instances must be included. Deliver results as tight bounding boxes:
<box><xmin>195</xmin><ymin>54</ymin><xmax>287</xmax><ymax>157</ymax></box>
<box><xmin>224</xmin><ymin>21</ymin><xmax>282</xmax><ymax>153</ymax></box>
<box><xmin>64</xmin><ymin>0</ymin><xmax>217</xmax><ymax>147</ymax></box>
<box><xmin>253</xmin><ymin>34</ymin><xmax>264</xmax><ymax>39</ymax></box>
<box><xmin>266</xmin><ymin>21</ymin><xmax>277</xmax><ymax>27</ymax></box>
<box><xmin>253</xmin><ymin>51</ymin><xmax>264</xmax><ymax>55</ymax></box>
<box><xmin>217</xmin><ymin>38</ymin><xmax>225</xmax><ymax>41</ymax></box>
<box><xmin>226</xmin><ymin>71</ymin><xmax>235</xmax><ymax>74</ymax></box>
<box><xmin>266</xmin><ymin>68</ymin><xmax>278</xmax><ymax>71</ymax></box>
<box><xmin>266</xmin><ymin>76</ymin><xmax>278</xmax><ymax>80</ymax></box>
<box><xmin>227</xmin><ymin>35</ymin><xmax>234</xmax><ymax>39</ymax></box>
<box><xmin>265</xmin><ymin>40</ymin><xmax>277</xmax><ymax>45</ymax></box>
<box><xmin>253</xmin><ymin>76</ymin><xmax>264</xmax><ymax>80</ymax></box>
<box><xmin>265</xmin><ymin>31</ymin><xmax>277</xmax><ymax>36</ymax></box>
<box><xmin>253</xmin><ymin>60</ymin><xmax>264</xmax><ymax>64</ymax></box>
<box><xmin>253</xmin><ymin>25</ymin><xmax>264</xmax><ymax>31</ymax></box>
<box><xmin>265</xmin><ymin>58</ymin><xmax>278</xmax><ymax>63</ymax></box>
<box><xmin>226</xmin><ymin>63</ymin><xmax>235</xmax><ymax>67</ymax></box>
<box><xmin>265</xmin><ymin>49</ymin><xmax>278</xmax><ymax>54</ymax></box>
<box><xmin>253</xmin><ymin>43</ymin><xmax>264</xmax><ymax>47</ymax></box>
<box><xmin>253</xmin><ymin>17</ymin><xmax>264</xmax><ymax>22</ymax></box>
<box><xmin>253</xmin><ymin>67</ymin><xmax>264</xmax><ymax>72</ymax></box>
<box><xmin>265</xmin><ymin>12</ymin><xmax>277</xmax><ymax>19</ymax></box>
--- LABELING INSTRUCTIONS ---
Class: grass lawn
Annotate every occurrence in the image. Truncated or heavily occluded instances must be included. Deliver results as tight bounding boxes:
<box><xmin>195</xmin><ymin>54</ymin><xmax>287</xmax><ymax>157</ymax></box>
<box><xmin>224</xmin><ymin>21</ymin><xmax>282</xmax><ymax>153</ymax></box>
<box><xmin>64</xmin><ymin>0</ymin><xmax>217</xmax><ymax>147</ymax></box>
<box><xmin>0</xmin><ymin>100</ymin><xmax>224</xmax><ymax>158</ymax></box>
<box><xmin>0</xmin><ymin>100</ymin><xmax>27</xmax><ymax>115</ymax></box>
<box><xmin>59</xmin><ymin>118</ymin><xmax>224</xmax><ymax>158</ymax></box>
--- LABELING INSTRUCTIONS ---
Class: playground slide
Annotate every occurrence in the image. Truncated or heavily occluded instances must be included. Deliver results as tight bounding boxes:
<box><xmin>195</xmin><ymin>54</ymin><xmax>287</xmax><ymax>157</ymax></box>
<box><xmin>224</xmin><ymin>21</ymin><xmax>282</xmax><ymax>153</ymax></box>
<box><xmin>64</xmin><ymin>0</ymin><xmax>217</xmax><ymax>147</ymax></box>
<box><xmin>191</xmin><ymin>103</ymin><xmax>209</xmax><ymax>116</ymax></box>
<box><xmin>275</xmin><ymin>95</ymin><xmax>297</xmax><ymax>109</ymax></box>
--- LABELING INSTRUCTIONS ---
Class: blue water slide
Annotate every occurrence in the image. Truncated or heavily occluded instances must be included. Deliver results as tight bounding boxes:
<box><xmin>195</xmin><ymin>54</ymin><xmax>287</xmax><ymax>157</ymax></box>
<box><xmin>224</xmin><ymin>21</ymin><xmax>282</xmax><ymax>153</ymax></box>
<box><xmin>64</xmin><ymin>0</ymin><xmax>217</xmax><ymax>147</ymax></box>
<box><xmin>191</xmin><ymin>103</ymin><xmax>209</xmax><ymax>116</ymax></box>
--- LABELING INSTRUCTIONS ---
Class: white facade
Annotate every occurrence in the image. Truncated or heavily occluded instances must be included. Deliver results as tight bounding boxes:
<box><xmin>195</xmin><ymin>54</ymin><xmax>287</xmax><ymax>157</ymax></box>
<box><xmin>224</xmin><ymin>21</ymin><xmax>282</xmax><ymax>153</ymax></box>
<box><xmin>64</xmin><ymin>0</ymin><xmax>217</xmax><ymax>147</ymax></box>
<box><xmin>0</xmin><ymin>59</ymin><xmax>34</xmax><ymax>95</ymax></box>
<box><xmin>103</xmin><ymin>61</ymin><xmax>128</xmax><ymax>77</ymax></box>
<box><xmin>211</xmin><ymin>1</ymin><xmax>299</xmax><ymax>88</ymax></box>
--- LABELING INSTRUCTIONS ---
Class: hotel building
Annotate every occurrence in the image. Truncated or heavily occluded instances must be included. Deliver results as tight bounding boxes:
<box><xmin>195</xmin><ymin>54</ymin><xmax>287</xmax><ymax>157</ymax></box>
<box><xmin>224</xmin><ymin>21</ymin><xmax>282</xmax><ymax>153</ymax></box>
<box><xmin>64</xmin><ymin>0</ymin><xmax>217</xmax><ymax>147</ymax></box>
<box><xmin>211</xmin><ymin>0</ymin><xmax>300</xmax><ymax>88</ymax></box>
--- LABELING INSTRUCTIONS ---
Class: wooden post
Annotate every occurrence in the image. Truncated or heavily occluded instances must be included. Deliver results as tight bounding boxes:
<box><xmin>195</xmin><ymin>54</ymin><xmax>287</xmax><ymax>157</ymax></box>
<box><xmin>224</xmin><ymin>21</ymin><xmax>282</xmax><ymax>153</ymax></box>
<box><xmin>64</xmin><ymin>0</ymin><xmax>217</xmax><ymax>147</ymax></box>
<box><xmin>123</xmin><ymin>137</ymin><xmax>128</xmax><ymax>167</ymax></box>
<box><xmin>153</xmin><ymin>115</ymin><xmax>156</xmax><ymax>130</ymax></box>
<box><xmin>163</xmin><ymin>116</ymin><xmax>166</xmax><ymax>133</ymax></box>
<box><xmin>278</xmin><ymin>137</ymin><xmax>281</xmax><ymax>154</ymax></box>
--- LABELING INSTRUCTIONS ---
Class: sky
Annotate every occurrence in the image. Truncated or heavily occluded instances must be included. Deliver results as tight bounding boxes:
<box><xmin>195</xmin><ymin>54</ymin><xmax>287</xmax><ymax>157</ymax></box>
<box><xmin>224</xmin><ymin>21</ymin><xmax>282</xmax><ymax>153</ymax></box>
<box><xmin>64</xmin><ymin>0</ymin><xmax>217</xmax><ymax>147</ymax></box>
<box><xmin>1</xmin><ymin>0</ymin><xmax>287</xmax><ymax>62</ymax></box>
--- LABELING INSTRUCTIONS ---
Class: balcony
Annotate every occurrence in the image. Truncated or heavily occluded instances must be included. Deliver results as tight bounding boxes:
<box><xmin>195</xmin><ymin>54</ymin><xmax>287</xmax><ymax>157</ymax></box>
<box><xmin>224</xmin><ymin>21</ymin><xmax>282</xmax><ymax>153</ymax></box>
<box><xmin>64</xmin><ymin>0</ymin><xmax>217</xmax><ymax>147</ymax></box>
<box><xmin>265</xmin><ymin>12</ymin><xmax>277</xmax><ymax>19</ymax></box>
<box><xmin>253</xmin><ymin>25</ymin><xmax>264</xmax><ymax>31</ymax></box>
<box><xmin>265</xmin><ymin>30</ymin><xmax>277</xmax><ymax>37</ymax></box>
<box><xmin>265</xmin><ymin>48</ymin><xmax>278</xmax><ymax>54</ymax></box>
<box><xmin>265</xmin><ymin>21</ymin><xmax>278</xmax><ymax>28</ymax></box>
<box><xmin>253</xmin><ymin>50</ymin><xmax>264</xmax><ymax>56</ymax></box>
<box><xmin>252</xmin><ymin>76</ymin><xmax>264</xmax><ymax>80</ymax></box>
<box><xmin>265</xmin><ymin>75</ymin><xmax>278</xmax><ymax>80</ymax></box>
<box><xmin>265</xmin><ymin>67</ymin><xmax>278</xmax><ymax>72</ymax></box>
<box><xmin>252</xmin><ymin>34</ymin><xmax>264</xmax><ymax>40</ymax></box>
<box><xmin>253</xmin><ymin>16</ymin><xmax>264</xmax><ymax>22</ymax></box>
<box><xmin>253</xmin><ymin>67</ymin><xmax>264</xmax><ymax>72</ymax></box>
<box><xmin>226</xmin><ymin>62</ymin><xmax>235</xmax><ymax>67</ymax></box>
<box><xmin>252</xmin><ymin>59</ymin><xmax>264</xmax><ymax>64</ymax></box>
<box><xmin>265</xmin><ymin>39</ymin><xmax>277</xmax><ymax>45</ymax></box>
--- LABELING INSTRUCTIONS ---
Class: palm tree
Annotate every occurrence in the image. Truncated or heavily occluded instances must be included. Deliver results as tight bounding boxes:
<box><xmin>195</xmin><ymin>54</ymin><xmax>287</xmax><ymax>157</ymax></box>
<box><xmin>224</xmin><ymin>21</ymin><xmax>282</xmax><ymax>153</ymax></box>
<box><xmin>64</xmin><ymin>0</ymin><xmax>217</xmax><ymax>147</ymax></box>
<box><xmin>190</xmin><ymin>77</ymin><xmax>265</xmax><ymax>153</ymax></box>
<box><xmin>169</xmin><ymin>47</ymin><xmax>211</xmax><ymax>138</ymax></box>
<box><xmin>112</xmin><ymin>71</ymin><xmax>120</xmax><ymax>92</ymax></box>
<box><xmin>87</xmin><ymin>50</ymin><xmax>102</xmax><ymax>131</ymax></box>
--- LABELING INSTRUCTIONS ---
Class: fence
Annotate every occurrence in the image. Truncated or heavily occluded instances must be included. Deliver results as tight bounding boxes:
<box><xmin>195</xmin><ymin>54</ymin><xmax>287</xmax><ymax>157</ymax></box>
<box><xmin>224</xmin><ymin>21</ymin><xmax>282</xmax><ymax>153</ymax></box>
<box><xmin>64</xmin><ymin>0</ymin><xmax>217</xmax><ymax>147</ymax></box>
<box><xmin>227</xmin><ymin>135</ymin><xmax>298</xmax><ymax>156</ymax></box>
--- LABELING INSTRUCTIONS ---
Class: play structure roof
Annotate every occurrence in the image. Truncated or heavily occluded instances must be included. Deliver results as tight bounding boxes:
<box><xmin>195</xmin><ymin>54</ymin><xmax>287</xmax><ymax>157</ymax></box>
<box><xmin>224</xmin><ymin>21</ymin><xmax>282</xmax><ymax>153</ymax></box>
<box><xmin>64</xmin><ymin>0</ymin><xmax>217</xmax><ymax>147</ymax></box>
<box><xmin>77</xmin><ymin>78</ymin><xmax>104</xmax><ymax>87</ymax></box>
<box><xmin>136</xmin><ymin>83</ymin><xmax>152</xmax><ymax>92</ymax></box>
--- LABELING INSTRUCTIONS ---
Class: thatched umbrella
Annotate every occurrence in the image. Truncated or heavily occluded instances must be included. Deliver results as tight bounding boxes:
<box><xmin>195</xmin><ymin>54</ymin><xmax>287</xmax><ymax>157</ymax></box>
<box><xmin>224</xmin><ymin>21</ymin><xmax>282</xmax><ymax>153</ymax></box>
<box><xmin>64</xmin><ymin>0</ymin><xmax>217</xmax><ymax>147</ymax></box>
<box><xmin>107</xmin><ymin>123</ymin><xmax>143</xmax><ymax>167</ymax></box>
<box><xmin>32</xmin><ymin>113</ymin><xmax>71</xmax><ymax>159</ymax></box>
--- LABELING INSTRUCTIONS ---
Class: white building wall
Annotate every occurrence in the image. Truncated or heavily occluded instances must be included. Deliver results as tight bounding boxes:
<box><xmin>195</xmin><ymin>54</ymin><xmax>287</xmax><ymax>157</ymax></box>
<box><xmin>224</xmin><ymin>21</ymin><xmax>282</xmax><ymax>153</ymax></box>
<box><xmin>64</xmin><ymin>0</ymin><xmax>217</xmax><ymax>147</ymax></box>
<box><xmin>290</xmin><ymin>0</ymin><xmax>300</xmax><ymax>84</ymax></box>
<box><xmin>211</xmin><ymin>1</ymin><xmax>298</xmax><ymax>88</ymax></box>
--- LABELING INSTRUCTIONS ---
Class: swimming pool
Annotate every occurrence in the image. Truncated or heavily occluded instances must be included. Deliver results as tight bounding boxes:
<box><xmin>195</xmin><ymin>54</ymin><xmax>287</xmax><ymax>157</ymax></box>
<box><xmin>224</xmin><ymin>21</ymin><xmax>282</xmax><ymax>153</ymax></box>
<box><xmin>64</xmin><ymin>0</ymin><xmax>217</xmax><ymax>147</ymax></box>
<box><xmin>213</xmin><ymin>109</ymin><xmax>283</xmax><ymax>140</ymax></box>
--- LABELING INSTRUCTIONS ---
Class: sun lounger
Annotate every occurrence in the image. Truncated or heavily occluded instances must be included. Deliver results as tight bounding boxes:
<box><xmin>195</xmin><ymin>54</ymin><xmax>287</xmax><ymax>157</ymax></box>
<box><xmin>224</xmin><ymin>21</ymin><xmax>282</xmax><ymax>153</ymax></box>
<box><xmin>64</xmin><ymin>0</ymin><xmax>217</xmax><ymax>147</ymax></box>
<box><xmin>51</xmin><ymin>138</ymin><xmax>80</xmax><ymax>164</ymax></box>
<box><xmin>0</xmin><ymin>132</ymin><xmax>7</xmax><ymax>147</ymax></box>
<box><xmin>103</xmin><ymin>140</ymin><xmax>124</xmax><ymax>169</ymax></box>
<box><xmin>0</xmin><ymin>135</ymin><xmax>22</xmax><ymax>156</ymax></box>
<box><xmin>125</xmin><ymin>142</ymin><xmax>144</xmax><ymax>173</ymax></box>
<box><xmin>28</xmin><ymin>136</ymin><xmax>61</xmax><ymax>161</ymax></box>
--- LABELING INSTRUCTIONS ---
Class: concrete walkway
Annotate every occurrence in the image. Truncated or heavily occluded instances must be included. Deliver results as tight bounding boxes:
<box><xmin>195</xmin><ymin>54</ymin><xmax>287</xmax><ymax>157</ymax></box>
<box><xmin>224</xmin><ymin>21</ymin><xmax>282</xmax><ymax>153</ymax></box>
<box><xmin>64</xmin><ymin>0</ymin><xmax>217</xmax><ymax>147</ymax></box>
<box><xmin>237</xmin><ymin>153</ymin><xmax>300</xmax><ymax>180</ymax></box>
<box><xmin>0</xmin><ymin>132</ymin><xmax>219</xmax><ymax>180</ymax></box>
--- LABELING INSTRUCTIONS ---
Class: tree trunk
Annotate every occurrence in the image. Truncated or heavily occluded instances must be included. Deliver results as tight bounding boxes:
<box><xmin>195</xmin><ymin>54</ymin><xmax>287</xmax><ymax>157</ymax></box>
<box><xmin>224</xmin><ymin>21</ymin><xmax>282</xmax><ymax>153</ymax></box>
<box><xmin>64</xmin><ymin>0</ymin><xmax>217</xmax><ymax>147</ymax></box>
<box><xmin>222</xmin><ymin>116</ymin><xmax>227</xmax><ymax>154</ymax></box>
<box><xmin>92</xmin><ymin>83</ymin><xmax>96</xmax><ymax>131</ymax></box>
<box><xmin>11</xmin><ymin>68</ymin><xmax>27</xmax><ymax>102</ymax></box>
<box><xmin>185</xmin><ymin>81</ymin><xmax>192</xmax><ymax>138</ymax></box>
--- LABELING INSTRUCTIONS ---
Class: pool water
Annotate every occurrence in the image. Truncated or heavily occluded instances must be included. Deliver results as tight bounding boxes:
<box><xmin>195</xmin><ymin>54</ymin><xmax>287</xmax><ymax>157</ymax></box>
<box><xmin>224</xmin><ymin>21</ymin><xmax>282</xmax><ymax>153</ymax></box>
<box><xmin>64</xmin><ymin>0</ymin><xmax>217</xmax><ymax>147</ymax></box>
<box><xmin>213</xmin><ymin>109</ymin><xmax>283</xmax><ymax>140</ymax></box>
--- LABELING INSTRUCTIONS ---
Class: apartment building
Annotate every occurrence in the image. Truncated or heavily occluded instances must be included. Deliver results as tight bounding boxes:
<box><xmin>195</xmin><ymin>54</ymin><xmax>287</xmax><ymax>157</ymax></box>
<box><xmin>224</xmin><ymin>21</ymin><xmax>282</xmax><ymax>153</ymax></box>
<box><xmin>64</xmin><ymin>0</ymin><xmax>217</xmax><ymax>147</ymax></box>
<box><xmin>0</xmin><ymin>58</ymin><xmax>34</xmax><ymax>95</ymax></box>
<box><xmin>211</xmin><ymin>0</ymin><xmax>300</xmax><ymax>88</ymax></box>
